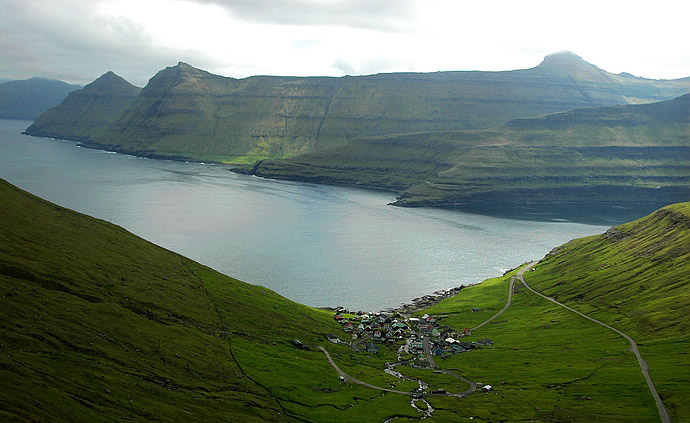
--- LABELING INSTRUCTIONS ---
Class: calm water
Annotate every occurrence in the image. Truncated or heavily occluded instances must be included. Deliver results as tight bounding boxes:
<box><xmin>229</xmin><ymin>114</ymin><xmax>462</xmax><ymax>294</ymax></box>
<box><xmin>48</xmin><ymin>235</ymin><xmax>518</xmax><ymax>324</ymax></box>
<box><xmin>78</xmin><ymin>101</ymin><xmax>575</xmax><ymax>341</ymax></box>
<box><xmin>0</xmin><ymin>119</ymin><xmax>661</xmax><ymax>311</ymax></box>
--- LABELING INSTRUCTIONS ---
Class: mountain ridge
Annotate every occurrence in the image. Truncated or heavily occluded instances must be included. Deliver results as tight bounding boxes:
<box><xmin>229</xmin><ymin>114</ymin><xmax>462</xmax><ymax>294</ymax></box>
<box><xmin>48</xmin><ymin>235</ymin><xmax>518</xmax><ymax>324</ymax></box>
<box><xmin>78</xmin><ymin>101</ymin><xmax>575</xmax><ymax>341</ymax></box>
<box><xmin>26</xmin><ymin>52</ymin><xmax>690</xmax><ymax>163</ymax></box>
<box><xmin>0</xmin><ymin>78</ymin><xmax>81</xmax><ymax>120</ymax></box>
<box><xmin>246</xmin><ymin>93</ymin><xmax>690</xmax><ymax>207</ymax></box>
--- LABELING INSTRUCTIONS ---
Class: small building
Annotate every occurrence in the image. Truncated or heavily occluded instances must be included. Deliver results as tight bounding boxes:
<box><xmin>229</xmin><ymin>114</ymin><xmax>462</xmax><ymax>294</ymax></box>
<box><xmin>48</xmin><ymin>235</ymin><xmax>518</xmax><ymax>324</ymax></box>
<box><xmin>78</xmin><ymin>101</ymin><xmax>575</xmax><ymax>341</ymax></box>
<box><xmin>483</xmin><ymin>385</ymin><xmax>493</xmax><ymax>392</ymax></box>
<box><xmin>365</xmin><ymin>342</ymin><xmax>379</xmax><ymax>354</ymax></box>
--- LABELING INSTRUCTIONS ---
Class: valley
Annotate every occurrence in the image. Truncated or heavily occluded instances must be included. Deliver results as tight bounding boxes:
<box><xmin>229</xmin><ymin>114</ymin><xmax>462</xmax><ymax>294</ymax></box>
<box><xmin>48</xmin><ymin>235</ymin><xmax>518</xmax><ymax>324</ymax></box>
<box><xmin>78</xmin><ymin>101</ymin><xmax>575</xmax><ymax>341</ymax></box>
<box><xmin>2</xmin><ymin>175</ymin><xmax>688</xmax><ymax>421</ymax></box>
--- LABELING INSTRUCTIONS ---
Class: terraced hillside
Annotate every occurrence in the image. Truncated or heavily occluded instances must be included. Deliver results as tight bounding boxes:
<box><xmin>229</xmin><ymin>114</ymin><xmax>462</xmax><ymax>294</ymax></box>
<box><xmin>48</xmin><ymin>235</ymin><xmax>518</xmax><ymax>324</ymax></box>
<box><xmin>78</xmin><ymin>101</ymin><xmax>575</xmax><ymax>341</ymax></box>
<box><xmin>27</xmin><ymin>52</ymin><xmax>690</xmax><ymax>162</ymax></box>
<box><xmin>249</xmin><ymin>93</ymin><xmax>690</xmax><ymax>206</ymax></box>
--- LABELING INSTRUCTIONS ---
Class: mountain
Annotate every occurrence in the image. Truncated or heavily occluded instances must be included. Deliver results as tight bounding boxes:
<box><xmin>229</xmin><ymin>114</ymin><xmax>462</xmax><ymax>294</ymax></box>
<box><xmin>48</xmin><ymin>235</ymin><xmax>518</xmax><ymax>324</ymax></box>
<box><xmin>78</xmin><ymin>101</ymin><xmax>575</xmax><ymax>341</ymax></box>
<box><xmin>0</xmin><ymin>78</ymin><xmax>81</xmax><ymax>120</ymax></box>
<box><xmin>24</xmin><ymin>72</ymin><xmax>141</xmax><ymax>142</ymax></box>
<box><xmin>29</xmin><ymin>52</ymin><xmax>690</xmax><ymax>163</ymax></box>
<box><xmin>247</xmin><ymin>93</ymin><xmax>690</xmax><ymax>207</ymax></box>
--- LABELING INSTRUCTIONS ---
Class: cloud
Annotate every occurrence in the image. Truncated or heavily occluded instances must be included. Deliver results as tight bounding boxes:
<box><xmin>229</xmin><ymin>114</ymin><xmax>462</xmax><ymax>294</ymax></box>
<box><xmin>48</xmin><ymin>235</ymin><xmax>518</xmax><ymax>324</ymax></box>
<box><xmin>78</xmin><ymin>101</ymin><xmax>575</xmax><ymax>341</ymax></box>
<box><xmin>189</xmin><ymin>0</ymin><xmax>417</xmax><ymax>31</ymax></box>
<box><xmin>0</xmin><ymin>0</ymin><xmax>688</xmax><ymax>87</ymax></box>
<box><xmin>0</xmin><ymin>0</ymin><xmax>219</xmax><ymax>85</ymax></box>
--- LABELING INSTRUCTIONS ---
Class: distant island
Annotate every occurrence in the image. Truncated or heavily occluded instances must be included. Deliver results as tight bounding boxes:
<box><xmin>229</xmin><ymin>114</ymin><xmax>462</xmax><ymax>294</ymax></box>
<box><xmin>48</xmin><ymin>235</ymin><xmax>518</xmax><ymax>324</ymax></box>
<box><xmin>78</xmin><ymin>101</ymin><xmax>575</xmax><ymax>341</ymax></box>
<box><xmin>0</xmin><ymin>77</ymin><xmax>81</xmax><ymax>120</ymax></box>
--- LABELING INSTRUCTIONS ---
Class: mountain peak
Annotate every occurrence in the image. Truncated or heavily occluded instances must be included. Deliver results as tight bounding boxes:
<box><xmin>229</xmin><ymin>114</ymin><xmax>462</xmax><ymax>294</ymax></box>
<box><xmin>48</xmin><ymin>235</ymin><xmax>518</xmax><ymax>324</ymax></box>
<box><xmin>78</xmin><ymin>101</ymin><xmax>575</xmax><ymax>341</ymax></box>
<box><xmin>538</xmin><ymin>51</ymin><xmax>592</xmax><ymax>68</ymax></box>
<box><xmin>85</xmin><ymin>71</ymin><xmax>139</xmax><ymax>93</ymax></box>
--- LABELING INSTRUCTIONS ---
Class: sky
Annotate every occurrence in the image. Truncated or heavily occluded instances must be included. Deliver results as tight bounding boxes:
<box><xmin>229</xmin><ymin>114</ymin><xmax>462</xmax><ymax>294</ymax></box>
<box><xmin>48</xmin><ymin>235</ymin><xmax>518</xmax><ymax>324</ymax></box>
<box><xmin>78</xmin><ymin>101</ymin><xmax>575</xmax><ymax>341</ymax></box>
<box><xmin>1</xmin><ymin>0</ymin><xmax>689</xmax><ymax>86</ymax></box>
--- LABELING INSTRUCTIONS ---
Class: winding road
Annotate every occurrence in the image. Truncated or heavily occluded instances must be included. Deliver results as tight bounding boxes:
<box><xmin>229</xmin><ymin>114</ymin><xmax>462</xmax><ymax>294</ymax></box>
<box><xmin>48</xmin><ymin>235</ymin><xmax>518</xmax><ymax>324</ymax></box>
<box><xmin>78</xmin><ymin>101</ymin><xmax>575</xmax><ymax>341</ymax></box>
<box><xmin>516</xmin><ymin>266</ymin><xmax>671</xmax><ymax>423</ymax></box>
<box><xmin>319</xmin><ymin>261</ymin><xmax>671</xmax><ymax>422</ymax></box>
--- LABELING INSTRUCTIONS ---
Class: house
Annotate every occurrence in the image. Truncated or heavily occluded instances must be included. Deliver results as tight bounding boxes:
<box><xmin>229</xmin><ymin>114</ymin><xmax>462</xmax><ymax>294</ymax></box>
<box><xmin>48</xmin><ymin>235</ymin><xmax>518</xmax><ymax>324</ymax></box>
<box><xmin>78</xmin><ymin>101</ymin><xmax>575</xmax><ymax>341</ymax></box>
<box><xmin>412</xmin><ymin>359</ymin><xmax>431</xmax><ymax>369</ymax></box>
<box><xmin>343</xmin><ymin>321</ymin><xmax>355</xmax><ymax>333</ymax></box>
<box><xmin>325</xmin><ymin>334</ymin><xmax>340</xmax><ymax>344</ymax></box>
<box><xmin>392</xmin><ymin>321</ymin><xmax>407</xmax><ymax>330</ymax></box>
<box><xmin>472</xmin><ymin>308</ymin><xmax>479</xmax><ymax>312</ymax></box>
<box><xmin>463</xmin><ymin>328</ymin><xmax>471</xmax><ymax>336</ymax></box>
<box><xmin>431</xmin><ymin>328</ymin><xmax>441</xmax><ymax>338</ymax></box>
<box><xmin>482</xmin><ymin>385</ymin><xmax>493</xmax><ymax>392</ymax></box>
<box><xmin>334</xmin><ymin>314</ymin><xmax>345</xmax><ymax>322</ymax></box>
<box><xmin>410</xmin><ymin>341</ymin><xmax>424</xmax><ymax>352</ymax></box>
<box><xmin>433</xmin><ymin>347</ymin><xmax>445</xmax><ymax>356</ymax></box>
<box><xmin>373</xmin><ymin>330</ymin><xmax>382</xmax><ymax>340</ymax></box>
<box><xmin>419</xmin><ymin>324</ymin><xmax>433</xmax><ymax>333</ymax></box>
<box><xmin>458</xmin><ymin>341</ymin><xmax>474</xmax><ymax>350</ymax></box>
<box><xmin>445</xmin><ymin>337</ymin><xmax>458</xmax><ymax>344</ymax></box>
<box><xmin>365</xmin><ymin>342</ymin><xmax>379</xmax><ymax>354</ymax></box>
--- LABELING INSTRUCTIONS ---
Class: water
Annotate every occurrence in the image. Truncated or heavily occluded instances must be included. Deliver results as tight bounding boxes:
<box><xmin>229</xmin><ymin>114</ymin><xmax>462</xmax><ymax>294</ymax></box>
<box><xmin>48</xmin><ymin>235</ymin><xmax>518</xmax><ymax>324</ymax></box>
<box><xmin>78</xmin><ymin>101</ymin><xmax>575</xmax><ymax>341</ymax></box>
<box><xmin>0</xmin><ymin>119</ymin><xmax>661</xmax><ymax>311</ymax></box>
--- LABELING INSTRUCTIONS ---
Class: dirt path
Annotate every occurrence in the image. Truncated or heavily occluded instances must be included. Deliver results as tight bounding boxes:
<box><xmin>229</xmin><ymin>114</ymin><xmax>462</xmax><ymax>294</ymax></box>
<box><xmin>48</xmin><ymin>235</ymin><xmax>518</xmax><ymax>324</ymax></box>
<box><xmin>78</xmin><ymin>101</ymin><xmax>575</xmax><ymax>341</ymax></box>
<box><xmin>518</xmin><ymin>266</ymin><xmax>671</xmax><ymax>423</ymax></box>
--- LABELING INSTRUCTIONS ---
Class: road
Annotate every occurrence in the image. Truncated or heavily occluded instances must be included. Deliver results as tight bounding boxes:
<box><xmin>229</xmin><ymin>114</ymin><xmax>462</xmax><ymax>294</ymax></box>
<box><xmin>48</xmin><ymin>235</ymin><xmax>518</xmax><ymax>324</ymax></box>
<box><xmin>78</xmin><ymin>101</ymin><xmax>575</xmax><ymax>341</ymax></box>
<box><xmin>517</xmin><ymin>266</ymin><xmax>671</xmax><ymax>423</ymax></box>
<box><xmin>471</xmin><ymin>262</ymin><xmax>537</xmax><ymax>332</ymax></box>
<box><xmin>350</xmin><ymin>334</ymin><xmax>372</xmax><ymax>352</ymax></box>
<box><xmin>318</xmin><ymin>346</ymin><xmax>473</xmax><ymax>398</ymax></box>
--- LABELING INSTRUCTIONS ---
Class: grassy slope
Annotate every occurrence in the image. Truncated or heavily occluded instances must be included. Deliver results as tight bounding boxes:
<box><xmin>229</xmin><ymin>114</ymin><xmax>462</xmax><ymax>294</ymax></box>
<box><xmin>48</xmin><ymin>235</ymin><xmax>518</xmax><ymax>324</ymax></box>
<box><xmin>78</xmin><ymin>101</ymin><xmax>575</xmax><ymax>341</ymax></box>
<box><xmin>526</xmin><ymin>202</ymin><xmax>690</xmax><ymax>420</ymax></box>
<box><xmin>0</xmin><ymin>178</ymin><xmax>403</xmax><ymax>422</ymax></box>
<box><xmin>24</xmin><ymin>72</ymin><xmax>141</xmax><ymax>141</ymax></box>
<box><xmin>250</xmin><ymin>94</ymin><xmax>690</xmax><ymax>206</ymax></box>
<box><xmin>51</xmin><ymin>52</ymin><xmax>690</xmax><ymax>162</ymax></box>
<box><xmin>0</xmin><ymin>178</ymin><xmax>483</xmax><ymax>422</ymax></box>
<box><xmin>419</xmin><ymin>202</ymin><xmax>690</xmax><ymax>422</ymax></box>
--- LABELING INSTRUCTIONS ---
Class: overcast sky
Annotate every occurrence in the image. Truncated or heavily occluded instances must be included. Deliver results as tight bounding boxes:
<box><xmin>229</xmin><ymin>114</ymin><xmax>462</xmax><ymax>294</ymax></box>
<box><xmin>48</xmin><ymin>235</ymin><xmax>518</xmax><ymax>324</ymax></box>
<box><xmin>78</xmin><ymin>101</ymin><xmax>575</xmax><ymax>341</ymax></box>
<box><xmin>1</xmin><ymin>0</ymin><xmax>689</xmax><ymax>86</ymax></box>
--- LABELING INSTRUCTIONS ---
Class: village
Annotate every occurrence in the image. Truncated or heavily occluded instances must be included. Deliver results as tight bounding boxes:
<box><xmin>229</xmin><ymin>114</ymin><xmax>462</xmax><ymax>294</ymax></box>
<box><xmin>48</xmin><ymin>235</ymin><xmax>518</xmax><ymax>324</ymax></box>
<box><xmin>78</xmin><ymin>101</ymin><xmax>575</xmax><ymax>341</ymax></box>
<box><xmin>328</xmin><ymin>307</ymin><xmax>492</xmax><ymax>359</ymax></box>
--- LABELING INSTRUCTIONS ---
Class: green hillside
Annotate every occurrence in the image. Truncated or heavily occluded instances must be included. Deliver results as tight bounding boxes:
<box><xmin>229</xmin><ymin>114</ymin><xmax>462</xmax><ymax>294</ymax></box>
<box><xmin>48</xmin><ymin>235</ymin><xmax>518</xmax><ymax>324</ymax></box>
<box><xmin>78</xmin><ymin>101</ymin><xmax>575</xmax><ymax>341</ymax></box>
<box><xmin>2</xmin><ymin>177</ymin><xmax>689</xmax><ymax>421</ymax></box>
<box><xmin>0</xmin><ymin>179</ymin><xmax>352</xmax><ymax>422</ymax></box>
<box><xmin>525</xmin><ymin>202</ymin><xmax>690</xmax><ymax>419</ymax></box>
<box><xmin>0</xmin><ymin>78</ymin><xmax>81</xmax><ymax>120</ymax></box>
<box><xmin>24</xmin><ymin>72</ymin><xmax>141</xmax><ymax>142</ymax></box>
<box><xmin>418</xmin><ymin>202</ymin><xmax>690</xmax><ymax>422</ymax></box>
<box><xmin>28</xmin><ymin>52</ymin><xmax>690</xmax><ymax>162</ymax></box>
<box><xmin>248</xmin><ymin>93</ymin><xmax>690</xmax><ymax>206</ymax></box>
